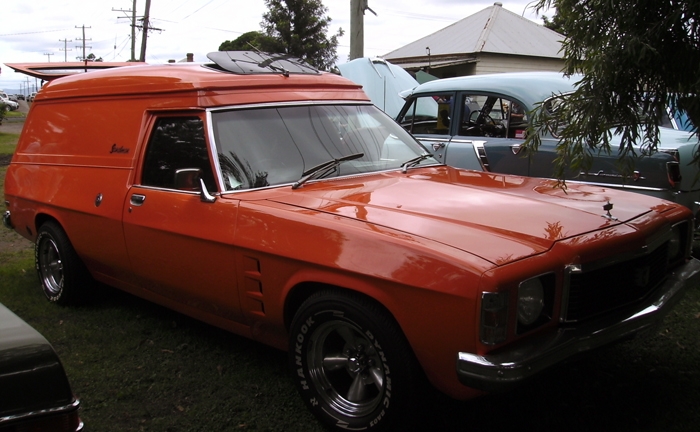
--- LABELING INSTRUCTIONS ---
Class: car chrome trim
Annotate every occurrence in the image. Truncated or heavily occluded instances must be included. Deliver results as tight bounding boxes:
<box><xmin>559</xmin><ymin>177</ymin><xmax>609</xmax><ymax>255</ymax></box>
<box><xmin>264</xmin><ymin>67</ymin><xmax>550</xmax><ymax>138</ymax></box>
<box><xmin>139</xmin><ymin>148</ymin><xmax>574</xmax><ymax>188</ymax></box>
<box><xmin>559</xmin><ymin>264</ymin><xmax>579</xmax><ymax>323</ymax></box>
<box><xmin>2</xmin><ymin>210</ymin><xmax>12</xmax><ymax>230</ymax></box>
<box><xmin>456</xmin><ymin>257</ymin><xmax>700</xmax><ymax>393</ymax></box>
<box><xmin>464</xmin><ymin>140</ymin><xmax>490</xmax><ymax>171</ymax></box>
<box><xmin>562</xmin><ymin>179</ymin><xmax>668</xmax><ymax>192</ymax></box>
<box><xmin>207</xmin><ymin>100</ymin><xmax>374</xmax><ymax>113</ymax></box>
<box><xmin>130</xmin><ymin>194</ymin><xmax>146</xmax><ymax>206</ymax></box>
<box><xmin>0</xmin><ymin>398</ymin><xmax>81</xmax><ymax>427</ymax></box>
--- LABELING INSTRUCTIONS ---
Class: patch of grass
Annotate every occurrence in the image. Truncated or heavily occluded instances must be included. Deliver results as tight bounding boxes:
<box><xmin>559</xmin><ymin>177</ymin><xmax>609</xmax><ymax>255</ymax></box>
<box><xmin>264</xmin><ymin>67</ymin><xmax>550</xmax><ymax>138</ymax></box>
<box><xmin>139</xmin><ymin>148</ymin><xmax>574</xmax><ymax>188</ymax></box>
<box><xmin>3</xmin><ymin>110</ymin><xmax>25</xmax><ymax>119</ymax></box>
<box><xmin>0</xmin><ymin>132</ymin><xmax>19</xmax><ymax>155</ymax></box>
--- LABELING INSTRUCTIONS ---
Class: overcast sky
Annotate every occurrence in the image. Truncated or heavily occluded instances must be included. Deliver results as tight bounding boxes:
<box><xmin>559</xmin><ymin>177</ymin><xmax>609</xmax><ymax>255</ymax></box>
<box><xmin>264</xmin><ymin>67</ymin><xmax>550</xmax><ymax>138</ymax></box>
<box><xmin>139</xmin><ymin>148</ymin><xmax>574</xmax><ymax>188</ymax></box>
<box><xmin>0</xmin><ymin>0</ymin><xmax>549</xmax><ymax>91</ymax></box>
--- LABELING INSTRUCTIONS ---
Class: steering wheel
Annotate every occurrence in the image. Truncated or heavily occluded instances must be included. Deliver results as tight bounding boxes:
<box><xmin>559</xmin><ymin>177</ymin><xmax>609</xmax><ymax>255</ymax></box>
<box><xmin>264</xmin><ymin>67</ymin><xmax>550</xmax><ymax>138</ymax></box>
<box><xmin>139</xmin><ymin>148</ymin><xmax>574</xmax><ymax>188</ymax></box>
<box><xmin>466</xmin><ymin>110</ymin><xmax>502</xmax><ymax>136</ymax></box>
<box><xmin>469</xmin><ymin>109</ymin><xmax>496</xmax><ymax>127</ymax></box>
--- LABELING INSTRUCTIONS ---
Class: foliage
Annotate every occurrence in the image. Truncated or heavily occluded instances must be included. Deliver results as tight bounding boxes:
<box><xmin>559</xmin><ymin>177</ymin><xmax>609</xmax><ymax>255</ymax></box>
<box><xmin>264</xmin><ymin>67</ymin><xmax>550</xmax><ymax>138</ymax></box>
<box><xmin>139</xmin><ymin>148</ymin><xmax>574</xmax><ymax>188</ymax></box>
<box><xmin>260</xmin><ymin>0</ymin><xmax>344</xmax><ymax>71</ymax></box>
<box><xmin>219</xmin><ymin>31</ymin><xmax>285</xmax><ymax>53</ymax></box>
<box><xmin>0</xmin><ymin>103</ymin><xmax>5</xmax><ymax>124</ymax></box>
<box><xmin>85</xmin><ymin>53</ymin><xmax>103</xmax><ymax>62</ymax></box>
<box><xmin>541</xmin><ymin>10</ymin><xmax>566</xmax><ymax>35</ymax></box>
<box><xmin>524</xmin><ymin>0</ymin><xmax>700</xmax><ymax>180</ymax></box>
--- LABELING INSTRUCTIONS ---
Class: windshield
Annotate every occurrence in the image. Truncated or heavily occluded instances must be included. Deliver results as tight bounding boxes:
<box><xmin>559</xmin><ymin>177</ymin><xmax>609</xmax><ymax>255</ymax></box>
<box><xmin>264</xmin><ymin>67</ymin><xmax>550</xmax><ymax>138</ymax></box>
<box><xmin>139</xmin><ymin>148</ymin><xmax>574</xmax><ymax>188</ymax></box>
<box><xmin>211</xmin><ymin>104</ymin><xmax>435</xmax><ymax>191</ymax></box>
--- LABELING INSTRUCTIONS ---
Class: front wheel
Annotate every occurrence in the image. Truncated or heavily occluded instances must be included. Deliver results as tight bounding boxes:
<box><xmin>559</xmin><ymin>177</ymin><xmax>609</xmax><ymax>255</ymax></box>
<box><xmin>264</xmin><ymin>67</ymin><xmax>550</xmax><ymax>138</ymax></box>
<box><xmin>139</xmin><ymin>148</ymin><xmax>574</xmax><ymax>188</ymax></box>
<box><xmin>35</xmin><ymin>221</ymin><xmax>92</xmax><ymax>305</ymax></box>
<box><xmin>289</xmin><ymin>290</ymin><xmax>424</xmax><ymax>431</ymax></box>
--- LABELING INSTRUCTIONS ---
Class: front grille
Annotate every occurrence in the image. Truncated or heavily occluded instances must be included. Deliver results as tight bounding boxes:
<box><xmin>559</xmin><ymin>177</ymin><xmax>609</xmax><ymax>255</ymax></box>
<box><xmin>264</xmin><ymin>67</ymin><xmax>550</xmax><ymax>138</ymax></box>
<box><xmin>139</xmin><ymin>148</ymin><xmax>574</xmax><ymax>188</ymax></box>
<box><xmin>565</xmin><ymin>242</ymin><xmax>669</xmax><ymax>322</ymax></box>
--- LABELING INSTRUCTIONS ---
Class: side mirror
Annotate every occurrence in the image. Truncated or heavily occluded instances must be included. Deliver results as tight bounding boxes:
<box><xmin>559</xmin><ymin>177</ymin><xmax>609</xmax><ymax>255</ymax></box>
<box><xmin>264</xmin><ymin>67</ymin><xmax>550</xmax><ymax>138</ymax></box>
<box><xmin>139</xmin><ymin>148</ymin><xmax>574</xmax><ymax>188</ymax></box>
<box><xmin>174</xmin><ymin>168</ymin><xmax>202</xmax><ymax>191</ymax></box>
<box><xmin>174</xmin><ymin>168</ymin><xmax>216</xmax><ymax>203</ymax></box>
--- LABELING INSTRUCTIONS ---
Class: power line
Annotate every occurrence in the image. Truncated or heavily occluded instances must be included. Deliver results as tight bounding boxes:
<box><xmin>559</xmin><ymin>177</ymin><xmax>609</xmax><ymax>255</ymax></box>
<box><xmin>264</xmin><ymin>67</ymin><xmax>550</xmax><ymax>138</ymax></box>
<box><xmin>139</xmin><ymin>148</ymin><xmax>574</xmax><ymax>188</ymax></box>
<box><xmin>0</xmin><ymin>28</ymin><xmax>73</xmax><ymax>37</ymax></box>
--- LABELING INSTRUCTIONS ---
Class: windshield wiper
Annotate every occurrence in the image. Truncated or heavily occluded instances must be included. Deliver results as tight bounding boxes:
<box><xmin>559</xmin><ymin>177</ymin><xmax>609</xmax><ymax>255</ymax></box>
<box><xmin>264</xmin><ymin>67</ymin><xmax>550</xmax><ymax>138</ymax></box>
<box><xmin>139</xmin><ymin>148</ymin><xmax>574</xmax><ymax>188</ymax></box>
<box><xmin>401</xmin><ymin>153</ymin><xmax>433</xmax><ymax>173</ymax></box>
<box><xmin>292</xmin><ymin>153</ymin><xmax>365</xmax><ymax>189</ymax></box>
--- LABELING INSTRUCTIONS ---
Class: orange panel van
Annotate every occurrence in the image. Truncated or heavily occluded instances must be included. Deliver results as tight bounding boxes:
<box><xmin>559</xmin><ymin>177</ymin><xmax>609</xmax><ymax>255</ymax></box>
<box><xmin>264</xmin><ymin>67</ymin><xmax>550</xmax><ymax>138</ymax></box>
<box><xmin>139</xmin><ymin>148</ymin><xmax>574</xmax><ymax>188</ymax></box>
<box><xmin>4</xmin><ymin>52</ymin><xmax>700</xmax><ymax>431</ymax></box>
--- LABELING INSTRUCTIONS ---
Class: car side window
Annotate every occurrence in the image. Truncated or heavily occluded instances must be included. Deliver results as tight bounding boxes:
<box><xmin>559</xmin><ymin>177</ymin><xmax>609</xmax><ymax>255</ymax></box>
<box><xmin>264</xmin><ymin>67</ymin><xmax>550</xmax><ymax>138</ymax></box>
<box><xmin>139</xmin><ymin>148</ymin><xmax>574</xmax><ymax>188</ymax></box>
<box><xmin>397</xmin><ymin>94</ymin><xmax>453</xmax><ymax>135</ymax></box>
<box><xmin>459</xmin><ymin>94</ymin><xmax>528</xmax><ymax>138</ymax></box>
<box><xmin>141</xmin><ymin>116</ymin><xmax>217</xmax><ymax>192</ymax></box>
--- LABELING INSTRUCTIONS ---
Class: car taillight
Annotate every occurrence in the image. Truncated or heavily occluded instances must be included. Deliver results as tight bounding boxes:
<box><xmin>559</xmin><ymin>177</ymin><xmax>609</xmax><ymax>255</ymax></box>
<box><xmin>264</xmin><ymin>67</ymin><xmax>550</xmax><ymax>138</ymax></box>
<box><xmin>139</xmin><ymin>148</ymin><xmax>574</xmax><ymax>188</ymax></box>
<box><xmin>666</xmin><ymin>160</ymin><xmax>682</xmax><ymax>188</ymax></box>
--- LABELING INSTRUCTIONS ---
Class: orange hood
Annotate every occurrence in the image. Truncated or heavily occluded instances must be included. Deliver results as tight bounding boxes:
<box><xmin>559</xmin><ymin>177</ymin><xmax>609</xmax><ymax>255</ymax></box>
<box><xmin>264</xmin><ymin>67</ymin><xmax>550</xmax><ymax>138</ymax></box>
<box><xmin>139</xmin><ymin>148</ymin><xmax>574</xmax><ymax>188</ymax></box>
<box><xmin>266</xmin><ymin>167</ymin><xmax>676</xmax><ymax>265</ymax></box>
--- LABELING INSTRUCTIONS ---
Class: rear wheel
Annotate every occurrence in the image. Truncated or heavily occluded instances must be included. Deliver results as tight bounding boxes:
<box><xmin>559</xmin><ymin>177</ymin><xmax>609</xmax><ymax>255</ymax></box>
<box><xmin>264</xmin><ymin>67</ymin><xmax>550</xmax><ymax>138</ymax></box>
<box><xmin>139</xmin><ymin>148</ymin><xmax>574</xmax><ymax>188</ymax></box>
<box><xmin>289</xmin><ymin>289</ymin><xmax>423</xmax><ymax>431</ymax></box>
<box><xmin>35</xmin><ymin>221</ymin><xmax>92</xmax><ymax>305</ymax></box>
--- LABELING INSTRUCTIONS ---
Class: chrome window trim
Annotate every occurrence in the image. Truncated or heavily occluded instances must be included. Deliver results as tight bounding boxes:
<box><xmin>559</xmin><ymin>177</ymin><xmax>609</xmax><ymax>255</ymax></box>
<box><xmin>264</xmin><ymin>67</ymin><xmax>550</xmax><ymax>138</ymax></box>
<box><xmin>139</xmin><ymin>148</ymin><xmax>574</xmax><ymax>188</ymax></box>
<box><xmin>206</xmin><ymin>101</ymin><xmax>376</xmax><ymax>193</ymax></box>
<box><xmin>205</xmin><ymin>102</ymin><xmax>436</xmax><ymax>194</ymax></box>
<box><xmin>208</xmin><ymin>100</ymin><xmax>374</xmax><ymax>113</ymax></box>
<box><xmin>130</xmin><ymin>184</ymin><xmax>215</xmax><ymax>196</ymax></box>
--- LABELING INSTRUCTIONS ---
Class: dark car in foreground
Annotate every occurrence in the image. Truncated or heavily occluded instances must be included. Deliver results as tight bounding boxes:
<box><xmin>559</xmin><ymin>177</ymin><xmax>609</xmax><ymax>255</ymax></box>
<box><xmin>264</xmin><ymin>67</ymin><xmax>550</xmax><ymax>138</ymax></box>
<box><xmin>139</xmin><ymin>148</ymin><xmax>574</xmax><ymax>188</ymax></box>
<box><xmin>397</xmin><ymin>72</ymin><xmax>700</xmax><ymax>224</ymax></box>
<box><xmin>0</xmin><ymin>302</ymin><xmax>82</xmax><ymax>431</ymax></box>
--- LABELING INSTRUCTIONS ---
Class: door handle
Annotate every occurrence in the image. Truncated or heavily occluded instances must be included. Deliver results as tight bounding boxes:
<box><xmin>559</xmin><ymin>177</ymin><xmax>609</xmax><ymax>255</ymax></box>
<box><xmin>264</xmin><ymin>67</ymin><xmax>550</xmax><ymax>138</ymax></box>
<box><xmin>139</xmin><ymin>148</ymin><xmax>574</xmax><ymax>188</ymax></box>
<box><xmin>130</xmin><ymin>194</ymin><xmax>146</xmax><ymax>206</ymax></box>
<box><xmin>431</xmin><ymin>142</ymin><xmax>446</xmax><ymax>151</ymax></box>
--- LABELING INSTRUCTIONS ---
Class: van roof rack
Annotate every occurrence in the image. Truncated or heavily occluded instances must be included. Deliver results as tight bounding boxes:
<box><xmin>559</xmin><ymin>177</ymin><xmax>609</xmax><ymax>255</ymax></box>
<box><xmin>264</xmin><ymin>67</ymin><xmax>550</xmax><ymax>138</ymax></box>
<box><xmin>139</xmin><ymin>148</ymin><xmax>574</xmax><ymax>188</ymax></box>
<box><xmin>205</xmin><ymin>51</ymin><xmax>320</xmax><ymax>76</ymax></box>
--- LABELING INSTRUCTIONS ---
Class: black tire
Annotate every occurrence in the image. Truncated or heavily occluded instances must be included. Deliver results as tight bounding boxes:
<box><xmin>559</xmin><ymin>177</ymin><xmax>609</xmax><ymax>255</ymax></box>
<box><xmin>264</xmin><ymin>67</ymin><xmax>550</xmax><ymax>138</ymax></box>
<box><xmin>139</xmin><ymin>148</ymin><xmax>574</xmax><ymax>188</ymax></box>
<box><xmin>289</xmin><ymin>289</ymin><xmax>424</xmax><ymax>431</ymax></box>
<box><xmin>35</xmin><ymin>221</ymin><xmax>92</xmax><ymax>305</ymax></box>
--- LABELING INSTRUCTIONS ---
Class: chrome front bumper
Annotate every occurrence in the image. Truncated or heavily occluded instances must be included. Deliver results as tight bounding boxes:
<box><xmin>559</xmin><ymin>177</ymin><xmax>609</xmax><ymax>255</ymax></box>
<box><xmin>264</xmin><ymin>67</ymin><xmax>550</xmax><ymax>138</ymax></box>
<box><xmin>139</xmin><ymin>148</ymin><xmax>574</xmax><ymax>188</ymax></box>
<box><xmin>457</xmin><ymin>258</ymin><xmax>700</xmax><ymax>393</ymax></box>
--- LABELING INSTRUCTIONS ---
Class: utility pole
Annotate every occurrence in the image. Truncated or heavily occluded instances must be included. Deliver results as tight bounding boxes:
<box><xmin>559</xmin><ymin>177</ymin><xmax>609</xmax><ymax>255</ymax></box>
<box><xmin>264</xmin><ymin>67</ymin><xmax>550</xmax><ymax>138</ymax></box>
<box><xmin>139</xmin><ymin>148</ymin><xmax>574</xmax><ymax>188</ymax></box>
<box><xmin>350</xmin><ymin>0</ymin><xmax>376</xmax><ymax>60</ymax></box>
<box><xmin>139</xmin><ymin>0</ymin><xmax>153</xmax><ymax>61</ymax></box>
<box><xmin>59</xmin><ymin>38</ymin><xmax>73</xmax><ymax>62</ymax></box>
<box><xmin>75</xmin><ymin>25</ymin><xmax>92</xmax><ymax>61</ymax></box>
<box><xmin>113</xmin><ymin>0</ymin><xmax>138</xmax><ymax>61</ymax></box>
<box><xmin>131</xmin><ymin>0</ymin><xmax>137</xmax><ymax>61</ymax></box>
<box><xmin>43</xmin><ymin>52</ymin><xmax>54</xmax><ymax>62</ymax></box>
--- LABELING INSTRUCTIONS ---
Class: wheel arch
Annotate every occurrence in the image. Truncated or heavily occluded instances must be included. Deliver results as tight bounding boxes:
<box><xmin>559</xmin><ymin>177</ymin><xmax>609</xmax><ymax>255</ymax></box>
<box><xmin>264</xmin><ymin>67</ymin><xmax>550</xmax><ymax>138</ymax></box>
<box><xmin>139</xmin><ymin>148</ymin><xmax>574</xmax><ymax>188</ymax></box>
<box><xmin>280</xmin><ymin>274</ymin><xmax>483</xmax><ymax>401</ymax></box>
<box><xmin>35</xmin><ymin>212</ymin><xmax>61</xmax><ymax>234</ymax></box>
<box><xmin>283</xmin><ymin>282</ymin><xmax>402</xmax><ymax>337</ymax></box>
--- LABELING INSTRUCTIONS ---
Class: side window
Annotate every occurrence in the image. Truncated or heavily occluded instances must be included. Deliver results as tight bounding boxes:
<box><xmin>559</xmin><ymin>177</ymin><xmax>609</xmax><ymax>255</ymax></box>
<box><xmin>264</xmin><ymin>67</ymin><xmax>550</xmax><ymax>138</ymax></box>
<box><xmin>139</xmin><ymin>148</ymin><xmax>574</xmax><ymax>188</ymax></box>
<box><xmin>141</xmin><ymin>116</ymin><xmax>217</xmax><ymax>192</ymax></box>
<box><xmin>397</xmin><ymin>94</ymin><xmax>453</xmax><ymax>135</ymax></box>
<box><xmin>459</xmin><ymin>94</ymin><xmax>528</xmax><ymax>138</ymax></box>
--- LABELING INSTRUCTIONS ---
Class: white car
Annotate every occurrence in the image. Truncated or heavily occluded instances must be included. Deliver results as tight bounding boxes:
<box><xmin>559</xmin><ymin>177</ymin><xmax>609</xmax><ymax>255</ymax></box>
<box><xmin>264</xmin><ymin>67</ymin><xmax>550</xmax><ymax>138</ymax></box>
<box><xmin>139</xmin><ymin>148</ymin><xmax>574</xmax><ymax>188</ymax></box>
<box><xmin>0</xmin><ymin>91</ymin><xmax>19</xmax><ymax>111</ymax></box>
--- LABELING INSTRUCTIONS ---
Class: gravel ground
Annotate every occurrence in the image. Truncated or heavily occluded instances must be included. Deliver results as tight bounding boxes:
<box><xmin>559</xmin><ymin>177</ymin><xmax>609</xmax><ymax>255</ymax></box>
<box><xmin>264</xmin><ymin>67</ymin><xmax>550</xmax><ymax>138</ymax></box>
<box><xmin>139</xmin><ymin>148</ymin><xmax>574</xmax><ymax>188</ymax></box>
<box><xmin>0</xmin><ymin>119</ymin><xmax>25</xmax><ymax>135</ymax></box>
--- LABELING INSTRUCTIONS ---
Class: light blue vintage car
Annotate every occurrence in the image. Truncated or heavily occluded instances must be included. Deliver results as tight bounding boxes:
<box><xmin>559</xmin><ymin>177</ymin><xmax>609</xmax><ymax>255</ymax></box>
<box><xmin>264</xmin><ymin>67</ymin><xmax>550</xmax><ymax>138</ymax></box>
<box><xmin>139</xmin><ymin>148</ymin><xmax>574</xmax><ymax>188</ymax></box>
<box><xmin>396</xmin><ymin>71</ymin><xmax>700</xmax><ymax>223</ymax></box>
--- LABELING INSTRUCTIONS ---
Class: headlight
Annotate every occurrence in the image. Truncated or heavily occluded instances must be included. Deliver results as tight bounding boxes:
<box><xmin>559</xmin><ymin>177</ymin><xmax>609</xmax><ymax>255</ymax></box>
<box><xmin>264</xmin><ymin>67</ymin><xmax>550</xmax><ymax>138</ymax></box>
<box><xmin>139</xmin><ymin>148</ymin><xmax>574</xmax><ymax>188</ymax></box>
<box><xmin>517</xmin><ymin>278</ymin><xmax>544</xmax><ymax>326</ymax></box>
